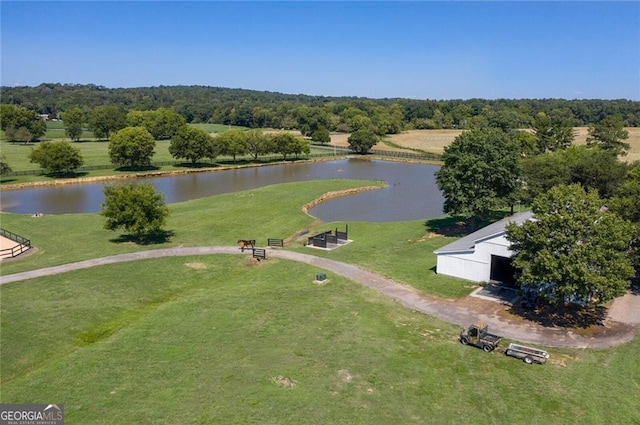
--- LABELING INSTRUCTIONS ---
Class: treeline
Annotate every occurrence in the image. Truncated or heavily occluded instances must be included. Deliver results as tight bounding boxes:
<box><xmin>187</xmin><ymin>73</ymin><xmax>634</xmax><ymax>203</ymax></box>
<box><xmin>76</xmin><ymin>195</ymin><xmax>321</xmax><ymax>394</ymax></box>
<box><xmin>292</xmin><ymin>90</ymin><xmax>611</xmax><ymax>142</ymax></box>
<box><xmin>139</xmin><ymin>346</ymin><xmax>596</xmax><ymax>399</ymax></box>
<box><xmin>2</xmin><ymin>84</ymin><xmax>639</xmax><ymax>134</ymax></box>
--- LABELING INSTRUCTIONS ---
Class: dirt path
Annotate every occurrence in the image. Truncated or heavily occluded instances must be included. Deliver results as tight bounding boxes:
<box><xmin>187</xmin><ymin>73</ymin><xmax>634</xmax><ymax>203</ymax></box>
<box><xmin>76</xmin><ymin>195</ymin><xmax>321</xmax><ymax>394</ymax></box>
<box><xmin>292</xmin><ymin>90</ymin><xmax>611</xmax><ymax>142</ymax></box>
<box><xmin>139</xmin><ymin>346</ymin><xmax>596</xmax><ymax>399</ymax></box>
<box><xmin>1</xmin><ymin>247</ymin><xmax>638</xmax><ymax>348</ymax></box>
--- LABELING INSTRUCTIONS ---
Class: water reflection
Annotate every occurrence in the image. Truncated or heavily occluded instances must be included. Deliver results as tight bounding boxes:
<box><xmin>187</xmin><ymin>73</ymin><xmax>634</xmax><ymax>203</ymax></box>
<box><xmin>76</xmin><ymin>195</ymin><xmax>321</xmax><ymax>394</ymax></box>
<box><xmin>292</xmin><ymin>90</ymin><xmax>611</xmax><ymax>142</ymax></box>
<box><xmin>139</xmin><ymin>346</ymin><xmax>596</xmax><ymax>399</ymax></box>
<box><xmin>0</xmin><ymin>159</ymin><xmax>444</xmax><ymax>222</ymax></box>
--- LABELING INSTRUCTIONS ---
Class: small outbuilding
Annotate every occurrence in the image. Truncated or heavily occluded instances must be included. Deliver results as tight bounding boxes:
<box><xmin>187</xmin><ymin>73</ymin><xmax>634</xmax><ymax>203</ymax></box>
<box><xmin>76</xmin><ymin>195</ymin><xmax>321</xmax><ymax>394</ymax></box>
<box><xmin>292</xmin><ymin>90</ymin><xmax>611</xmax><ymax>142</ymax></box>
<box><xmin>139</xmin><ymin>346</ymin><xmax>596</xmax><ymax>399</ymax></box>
<box><xmin>434</xmin><ymin>211</ymin><xmax>534</xmax><ymax>284</ymax></box>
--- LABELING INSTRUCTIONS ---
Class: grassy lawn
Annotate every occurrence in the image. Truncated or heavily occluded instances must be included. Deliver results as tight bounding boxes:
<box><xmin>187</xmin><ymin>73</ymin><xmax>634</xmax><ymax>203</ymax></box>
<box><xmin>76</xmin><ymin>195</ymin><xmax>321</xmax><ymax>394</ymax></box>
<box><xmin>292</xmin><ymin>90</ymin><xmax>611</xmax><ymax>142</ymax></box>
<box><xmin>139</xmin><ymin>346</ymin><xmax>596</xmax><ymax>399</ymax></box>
<box><xmin>1</xmin><ymin>179</ymin><xmax>639</xmax><ymax>423</ymax></box>
<box><xmin>289</xmin><ymin>221</ymin><xmax>474</xmax><ymax>299</ymax></box>
<box><xmin>0</xmin><ymin>122</ymin><xmax>283</xmax><ymax>178</ymax></box>
<box><xmin>0</xmin><ymin>138</ymin><xmax>336</xmax><ymax>186</ymax></box>
<box><xmin>0</xmin><ymin>178</ymin><xmax>470</xmax><ymax>298</ymax></box>
<box><xmin>189</xmin><ymin>123</ymin><xmax>248</xmax><ymax>133</ymax></box>
<box><xmin>1</xmin><ymin>255</ymin><xmax>638</xmax><ymax>423</ymax></box>
<box><xmin>0</xmin><ymin>180</ymin><xmax>378</xmax><ymax>273</ymax></box>
<box><xmin>1</xmin><ymin>139</ymin><xmax>182</xmax><ymax>171</ymax></box>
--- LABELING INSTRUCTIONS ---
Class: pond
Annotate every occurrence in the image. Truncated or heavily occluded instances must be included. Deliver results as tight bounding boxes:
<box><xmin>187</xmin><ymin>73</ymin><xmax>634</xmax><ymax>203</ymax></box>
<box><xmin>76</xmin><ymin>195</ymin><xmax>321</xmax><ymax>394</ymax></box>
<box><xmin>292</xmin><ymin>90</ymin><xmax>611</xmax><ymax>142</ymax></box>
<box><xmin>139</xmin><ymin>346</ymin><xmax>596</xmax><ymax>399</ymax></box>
<box><xmin>0</xmin><ymin>159</ymin><xmax>444</xmax><ymax>222</ymax></box>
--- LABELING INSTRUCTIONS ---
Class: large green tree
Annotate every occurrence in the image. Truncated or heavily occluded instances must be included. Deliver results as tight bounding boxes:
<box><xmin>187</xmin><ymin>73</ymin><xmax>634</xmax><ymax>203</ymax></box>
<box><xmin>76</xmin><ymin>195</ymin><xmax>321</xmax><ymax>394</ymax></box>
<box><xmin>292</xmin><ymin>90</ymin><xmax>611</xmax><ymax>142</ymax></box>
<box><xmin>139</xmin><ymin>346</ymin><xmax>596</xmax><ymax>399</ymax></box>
<box><xmin>0</xmin><ymin>154</ymin><xmax>12</xmax><ymax>175</ymax></box>
<box><xmin>88</xmin><ymin>105</ymin><xmax>126</xmax><ymax>140</ymax></box>
<box><xmin>101</xmin><ymin>183</ymin><xmax>169</xmax><ymax>241</ymax></box>
<box><xmin>0</xmin><ymin>104</ymin><xmax>46</xmax><ymax>142</ymax></box>
<box><xmin>28</xmin><ymin>140</ymin><xmax>84</xmax><ymax>174</ymax></box>
<box><xmin>586</xmin><ymin>115</ymin><xmax>630</xmax><ymax>156</ymax></box>
<box><xmin>521</xmin><ymin>145</ymin><xmax>628</xmax><ymax>202</ymax></box>
<box><xmin>311</xmin><ymin>127</ymin><xmax>331</xmax><ymax>144</ymax></box>
<box><xmin>347</xmin><ymin>129</ymin><xmax>378</xmax><ymax>154</ymax></box>
<box><xmin>126</xmin><ymin>108</ymin><xmax>186</xmax><ymax>140</ymax></box>
<box><xmin>108</xmin><ymin>126</ymin><xmax>156</xmax><ymax>168</ymax></box>
<box><xmin>270</xmin><ymin>132</ymin><xmax>309</xmax><ymax>160</ymax></box>
<box><xmin>296</xmin><ymin>106</ymin><xmax>332</xmax><ymax>137</ymax></box>
<box><xmin>214</xmin><ymin>129</ymin><xmax>248</xmax><ymax>162</ymax></box>
<box><xmin>244</xmin><ymin>129</ymin><xmax>272</xmax><ymax>161</ymax></box>
<box><xmin>532</xmin><ymin>112</ymin><xmax>575</xmax><ymax>153</ymax></box>
<box><xmin>608</xmin><ymin>161</ymin><xmax>640</xmax><ymax>268</ymax></box>
<box><xmin>62</xmin><ymin>107</ymin><xmax>85</xmax><ymax>141</ymax></box>
<box><xmin>169</xmin><ymin>126</ymin><xmax>217</xmax><ymax>164</ymax></box>
<box><xmin>506</xmin><ymin>184</ymin><xmax>635</xmax><ymax>311</ymax></box>
<box><xmin>435</xmin><ymin>127</ymin><xmax>521</xmax><ymax>228</ymax></box>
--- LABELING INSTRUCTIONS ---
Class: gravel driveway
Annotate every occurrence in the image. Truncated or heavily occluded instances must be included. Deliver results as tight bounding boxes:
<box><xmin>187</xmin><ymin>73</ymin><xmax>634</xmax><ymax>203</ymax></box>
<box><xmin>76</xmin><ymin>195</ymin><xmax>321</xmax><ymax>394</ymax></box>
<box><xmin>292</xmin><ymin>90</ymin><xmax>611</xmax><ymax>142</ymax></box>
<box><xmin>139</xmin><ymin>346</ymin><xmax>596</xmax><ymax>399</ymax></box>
<box><xmin>2</xmin><ymin>246</ymin><xmax>638</xmax><ymax>348</ymax></box>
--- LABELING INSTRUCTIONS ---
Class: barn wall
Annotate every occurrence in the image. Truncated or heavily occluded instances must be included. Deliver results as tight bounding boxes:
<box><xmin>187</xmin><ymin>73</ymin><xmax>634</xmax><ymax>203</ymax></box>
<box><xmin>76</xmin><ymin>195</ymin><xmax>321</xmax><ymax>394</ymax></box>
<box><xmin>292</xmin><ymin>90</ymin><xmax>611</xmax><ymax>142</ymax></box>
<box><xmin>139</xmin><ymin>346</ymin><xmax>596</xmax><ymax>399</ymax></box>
<box><xmin>436</xmin><ymin>253</ymin><xmax>489</xmax><ymax>282</ymax></box>
<box><xmin>476</xmin><ymin>235</ymin><xmax>512</xmax><ymax>259</ymax></box>
<box><xmin>436</xmin><ymin>234</ymin><xmax>514</xmax><ymax>282</ymax></box>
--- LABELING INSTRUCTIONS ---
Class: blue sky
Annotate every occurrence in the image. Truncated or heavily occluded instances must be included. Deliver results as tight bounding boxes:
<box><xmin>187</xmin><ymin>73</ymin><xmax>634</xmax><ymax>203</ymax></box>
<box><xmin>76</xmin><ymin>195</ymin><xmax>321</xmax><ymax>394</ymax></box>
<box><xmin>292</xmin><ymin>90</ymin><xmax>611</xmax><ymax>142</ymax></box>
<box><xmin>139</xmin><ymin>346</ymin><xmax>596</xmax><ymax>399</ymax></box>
<box><xmin>1</xmin><ymin>1</ymin><xmax>639</xmax><ymax>100</ymax></box>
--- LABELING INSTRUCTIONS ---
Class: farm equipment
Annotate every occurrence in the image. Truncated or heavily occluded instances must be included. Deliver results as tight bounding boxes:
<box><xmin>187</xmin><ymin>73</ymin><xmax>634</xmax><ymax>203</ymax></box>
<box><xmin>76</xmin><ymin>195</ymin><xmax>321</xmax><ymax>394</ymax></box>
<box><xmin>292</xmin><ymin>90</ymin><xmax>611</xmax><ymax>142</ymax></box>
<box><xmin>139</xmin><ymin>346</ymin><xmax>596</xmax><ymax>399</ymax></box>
<box><xmin>460</xmin><ymin>322</ymin><xmax>502</xmax><ymax>352</ymax></box>
<box><xmin>505</xmin><ymin>343</ymin><xmax>549</xmax><ymax>364</ymax></box>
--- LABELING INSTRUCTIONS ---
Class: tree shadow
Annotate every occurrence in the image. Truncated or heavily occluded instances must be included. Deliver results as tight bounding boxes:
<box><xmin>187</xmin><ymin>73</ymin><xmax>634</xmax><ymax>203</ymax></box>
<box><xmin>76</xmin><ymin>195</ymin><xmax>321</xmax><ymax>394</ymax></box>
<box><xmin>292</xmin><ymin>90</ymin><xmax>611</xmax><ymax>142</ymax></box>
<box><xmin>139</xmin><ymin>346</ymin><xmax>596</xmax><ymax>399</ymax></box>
<box><xmin>114</xmin><ymin>165</ymin><xmax>160</xmax><ymax>172</ymax></box>
<box><xmin>109</xmin><ymin>229</ymin><xmax>175</xmax><ymax>245</ymax></box>
<box><xmin>44</xmin><ymin>171</ymin><xmax>89</xmax><ymax>178</ymax></box>
<box><xmin>507</xmin><ymin>301</ymin><xmax>608</xmax><ymax>329</ymax></box>
<box><xmin>423</xmin><ymin>211</ymin><xmax>515</xmax><ymax>237</ymax></box>
<box><xmin>172</xmin><ymin>162</ymin><xmax>220</xmax><ymax>169</ymax></box>
<box><xmin>424</xmin><ymin>216</ymin><xmax>473</xmax><ymax>237</ymax></box>
<box><xmin>630</xmin><ymin>275</ymin><xmax>640</xmax><ymax>296</ymax></box>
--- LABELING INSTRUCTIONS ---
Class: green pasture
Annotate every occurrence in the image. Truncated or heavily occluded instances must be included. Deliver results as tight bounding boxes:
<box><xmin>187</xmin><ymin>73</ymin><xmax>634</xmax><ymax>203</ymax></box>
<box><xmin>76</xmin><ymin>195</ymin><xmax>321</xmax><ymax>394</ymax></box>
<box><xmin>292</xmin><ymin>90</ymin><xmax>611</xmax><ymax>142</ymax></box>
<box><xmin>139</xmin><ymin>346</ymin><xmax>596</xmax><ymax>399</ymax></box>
<box><xmin>189</xmin><ymin>123</ymin><xmax>248</xmax><ymax>133</ymax></box>
<box><xmin>0</xmin><ymin>138</ymin><xmax>335</xmax><ymax>186</ymax></box>
<box><xmin>2</xmin><ymin>257</ymin><xmax>639</xmax><ymax>423</ymax></box>
<box><xmin>1</xmin><ymin>180</ymin><xmax>639</xmax><ymax>423</ymax></box>
<box><xmin>0</xmin><ymin>180</ymin><xmax>468</xmax><ymax>298</ymax></box>
<box><xmin>0</xmin><ymin>122</ymin><xmax>249</xmax><ymax>172</ymax></box>
<box><xmin>0</xmin><ymin>180</ymin><xmax>378</xmax><ymax>274</ymax></box>
<box><xmin>44</xmin><ymin>120</ymin><xmax>65</xmax><ymax>130</ymax></box>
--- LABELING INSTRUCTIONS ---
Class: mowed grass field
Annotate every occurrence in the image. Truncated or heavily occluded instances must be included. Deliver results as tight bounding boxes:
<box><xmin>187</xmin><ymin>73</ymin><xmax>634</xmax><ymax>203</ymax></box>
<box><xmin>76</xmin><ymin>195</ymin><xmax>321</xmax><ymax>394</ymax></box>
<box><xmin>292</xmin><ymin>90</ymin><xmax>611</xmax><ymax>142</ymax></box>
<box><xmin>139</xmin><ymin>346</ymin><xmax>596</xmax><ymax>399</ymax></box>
<box><xmin>3</xmin><ymin>256</ymin><xmax>639</xmax><ymax>424</ymax></box>
<box><xmin>1</xmin><ymin>180</ymin><xmax>640</xmax><ymax>423</ymax></box>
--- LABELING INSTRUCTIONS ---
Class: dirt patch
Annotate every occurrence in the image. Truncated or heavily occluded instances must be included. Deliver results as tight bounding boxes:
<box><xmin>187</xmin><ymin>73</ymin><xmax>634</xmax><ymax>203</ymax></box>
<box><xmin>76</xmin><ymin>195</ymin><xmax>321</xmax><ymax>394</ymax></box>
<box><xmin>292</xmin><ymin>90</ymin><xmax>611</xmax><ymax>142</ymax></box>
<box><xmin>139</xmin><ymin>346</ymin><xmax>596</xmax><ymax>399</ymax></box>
<box><xmin>270</xmin><ymin>375</ymin><xmax>296</xmax><ymax>388</ymax></box>
<box><xmin>548</xmin><ymin>352</ymin><xmax>580</xmax><ymax>367</ymax></box>
<box><xmin>185</xmin><ymin>262</ymin><xmax>207</xmax><ymax>270</ymax></box>
<box><xmin>337</xmin><ymin>369</ymin><xmax>353</xmax><ymax>383</ymax></box>
<box><xmin>244</xmin><ymin>256</ymin><xmax>265</xmax><ymax>267</ymax></box>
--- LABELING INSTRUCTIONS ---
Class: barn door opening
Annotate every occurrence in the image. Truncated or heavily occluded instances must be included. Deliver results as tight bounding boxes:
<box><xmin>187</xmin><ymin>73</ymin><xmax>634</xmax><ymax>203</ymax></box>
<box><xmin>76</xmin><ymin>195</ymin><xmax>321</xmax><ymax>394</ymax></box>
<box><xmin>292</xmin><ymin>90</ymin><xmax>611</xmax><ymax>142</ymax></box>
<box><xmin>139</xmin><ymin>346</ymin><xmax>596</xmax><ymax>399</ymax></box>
<box><xmin>490</xmin><ymin>255</ymin><xmax>517</xmax><ymax>287</ymax></box>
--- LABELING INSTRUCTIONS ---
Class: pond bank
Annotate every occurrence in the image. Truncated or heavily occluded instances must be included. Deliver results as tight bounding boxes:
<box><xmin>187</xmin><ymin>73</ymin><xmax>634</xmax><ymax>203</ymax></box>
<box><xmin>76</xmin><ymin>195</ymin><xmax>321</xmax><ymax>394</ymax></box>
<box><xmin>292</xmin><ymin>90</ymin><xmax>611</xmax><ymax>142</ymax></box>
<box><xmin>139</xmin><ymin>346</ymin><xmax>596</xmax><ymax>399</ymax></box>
<box><xmin>0</xmin><ymin>157</ymin><xmax>344</xmax><ymax>191</ymax></box>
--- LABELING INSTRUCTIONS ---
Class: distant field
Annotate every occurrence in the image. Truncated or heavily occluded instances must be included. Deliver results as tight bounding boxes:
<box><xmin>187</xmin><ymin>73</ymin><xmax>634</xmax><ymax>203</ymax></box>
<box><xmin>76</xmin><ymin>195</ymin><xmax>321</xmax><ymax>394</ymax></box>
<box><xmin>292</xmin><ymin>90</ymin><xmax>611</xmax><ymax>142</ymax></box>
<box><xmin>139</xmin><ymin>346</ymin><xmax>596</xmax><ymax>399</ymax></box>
<box><xmin>44</xmin><ymin>120</ymin><xmax>65</xmax><ymax>130</ymax></box>
<box><xmin>573</xmin><ymin>127</ymin><xmax>640</xmax><ymax>162</ymax></box>
<box><xmin>330</xmin><ymin>128</ymin><xmax>640</xmax><ymax>162</ymax></box>
<box><xmin>189</xmin><ymin>123</ymin><xmax>247</xmax><ymax>133</ymax></box>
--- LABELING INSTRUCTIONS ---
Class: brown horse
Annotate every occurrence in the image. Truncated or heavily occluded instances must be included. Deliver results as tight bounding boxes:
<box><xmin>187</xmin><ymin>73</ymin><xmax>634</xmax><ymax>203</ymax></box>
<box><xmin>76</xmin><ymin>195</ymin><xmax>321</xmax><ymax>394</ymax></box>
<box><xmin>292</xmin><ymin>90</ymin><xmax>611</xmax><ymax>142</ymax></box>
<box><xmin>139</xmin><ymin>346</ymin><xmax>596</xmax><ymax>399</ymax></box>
<box><xmin>237</xmin><ymin>239</ymin><xmax>256</xmax><ymax>252</ymax></box>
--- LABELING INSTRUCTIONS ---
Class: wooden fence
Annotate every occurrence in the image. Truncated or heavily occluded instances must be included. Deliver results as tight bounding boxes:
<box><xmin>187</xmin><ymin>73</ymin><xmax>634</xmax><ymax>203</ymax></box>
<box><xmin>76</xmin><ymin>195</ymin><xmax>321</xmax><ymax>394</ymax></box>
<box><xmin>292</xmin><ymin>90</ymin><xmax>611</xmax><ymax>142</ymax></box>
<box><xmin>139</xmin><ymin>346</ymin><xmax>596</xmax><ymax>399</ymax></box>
<box><xmin>252</xmin><ymin>248</ymin><xmax>267</xmax><ymax>260</ymax></box>
<box><xmin>0</xmin><ymin>228</ymin><xmax>31</xmax><ymax>259</ymax></box>
<box><xmin>267</xmin><ymin>238</ymin><xmax>284</xmax><ymax>248</ymax></box>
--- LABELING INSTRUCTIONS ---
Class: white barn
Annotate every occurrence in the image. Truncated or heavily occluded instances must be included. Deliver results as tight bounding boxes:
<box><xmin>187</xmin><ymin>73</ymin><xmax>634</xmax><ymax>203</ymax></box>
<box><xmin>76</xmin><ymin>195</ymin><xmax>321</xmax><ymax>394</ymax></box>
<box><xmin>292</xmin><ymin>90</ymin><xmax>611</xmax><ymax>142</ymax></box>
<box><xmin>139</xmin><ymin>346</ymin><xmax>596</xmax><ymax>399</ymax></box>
<box><xmin>434</xmin><ymin>211</ymin><xmax>533</xmax><ymax>284</ymax></box>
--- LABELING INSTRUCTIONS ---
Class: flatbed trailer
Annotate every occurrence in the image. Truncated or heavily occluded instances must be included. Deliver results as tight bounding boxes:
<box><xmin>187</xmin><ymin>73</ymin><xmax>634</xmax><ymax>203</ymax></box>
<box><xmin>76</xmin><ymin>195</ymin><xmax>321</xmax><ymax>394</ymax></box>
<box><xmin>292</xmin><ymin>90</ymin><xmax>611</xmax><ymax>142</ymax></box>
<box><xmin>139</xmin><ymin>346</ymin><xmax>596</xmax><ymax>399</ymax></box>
<box><xmin>505</xmin><ymin>343</ymin><xmax>550</xmax><ymax>364</ymax></box>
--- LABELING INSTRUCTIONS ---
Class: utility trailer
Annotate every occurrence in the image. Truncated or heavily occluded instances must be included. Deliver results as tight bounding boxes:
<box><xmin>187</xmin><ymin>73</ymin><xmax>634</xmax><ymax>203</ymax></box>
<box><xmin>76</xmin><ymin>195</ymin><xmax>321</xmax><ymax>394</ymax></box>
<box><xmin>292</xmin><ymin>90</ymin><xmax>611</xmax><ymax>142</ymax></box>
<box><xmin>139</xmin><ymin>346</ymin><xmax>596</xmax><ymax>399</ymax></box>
<box><xmin>505</xmin><ymin>343</ymin><xmax>550</xmax><ymax>364</ymax></box>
